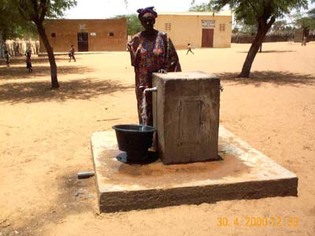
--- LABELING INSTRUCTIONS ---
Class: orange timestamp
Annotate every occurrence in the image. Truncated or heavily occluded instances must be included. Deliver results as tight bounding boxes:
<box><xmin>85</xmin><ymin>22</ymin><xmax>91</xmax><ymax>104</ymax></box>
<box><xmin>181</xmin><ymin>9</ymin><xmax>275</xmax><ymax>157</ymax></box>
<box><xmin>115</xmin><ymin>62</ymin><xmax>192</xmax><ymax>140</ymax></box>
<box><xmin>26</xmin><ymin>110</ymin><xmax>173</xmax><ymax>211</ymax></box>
<box><xmin>216</xmin><ymin>216</ymin><xmax>299</xmax><ymax>227</ymax></box>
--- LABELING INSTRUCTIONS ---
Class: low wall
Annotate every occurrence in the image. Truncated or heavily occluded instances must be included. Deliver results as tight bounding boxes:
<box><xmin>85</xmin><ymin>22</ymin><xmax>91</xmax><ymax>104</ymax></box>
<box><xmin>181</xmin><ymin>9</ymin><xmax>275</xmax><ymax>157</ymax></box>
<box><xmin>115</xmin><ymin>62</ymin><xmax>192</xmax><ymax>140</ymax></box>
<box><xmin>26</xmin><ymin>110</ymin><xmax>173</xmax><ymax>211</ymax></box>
<box><xmin>232</xmin><ymin>33</ymin><xmax>315</xmax><ymax>43</ymax></box>
<box><xmin>0</xmin><ymin>39</ymin><xmax>39</xmax><ymax>58</ymax></box>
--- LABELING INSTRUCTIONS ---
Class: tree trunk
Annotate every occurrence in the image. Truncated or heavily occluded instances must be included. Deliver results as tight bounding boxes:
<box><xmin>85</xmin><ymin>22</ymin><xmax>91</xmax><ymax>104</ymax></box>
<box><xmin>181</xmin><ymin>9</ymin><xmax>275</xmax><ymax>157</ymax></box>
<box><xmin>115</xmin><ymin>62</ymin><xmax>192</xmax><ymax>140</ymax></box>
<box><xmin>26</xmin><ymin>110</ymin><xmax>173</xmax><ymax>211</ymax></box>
<box><xmin>36</xmin><ymin>23</ymin><xmax>59</xmax><ymax>89</ymax></box>
<box><xmin>239</xmin><ymin>17</ymin><xmax>275</xmax><ymax>78</ymax></box>
<box><xmin>238</xmin><ymin>33</ymin><xmax>264</xmax><ymax>78</ymax></box>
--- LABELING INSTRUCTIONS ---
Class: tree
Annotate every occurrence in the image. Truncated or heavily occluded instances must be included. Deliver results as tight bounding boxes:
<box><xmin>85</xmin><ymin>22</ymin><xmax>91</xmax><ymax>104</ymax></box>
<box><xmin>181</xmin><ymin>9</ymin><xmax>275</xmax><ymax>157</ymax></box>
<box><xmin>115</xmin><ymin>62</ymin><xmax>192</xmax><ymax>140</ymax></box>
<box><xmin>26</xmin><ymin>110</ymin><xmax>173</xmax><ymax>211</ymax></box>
<box><xmin>1</xmin><ymin>0</ymin><xmax>21</xmax><ymax>41</ymax></box>
<box><xmin>192</xmin><ymin>0</ymin><xmax>312</xmax><ymax>77</ymax></box>
<box><xmin>126</xmin><ymin>14</ymin><xmax>142</xmax><ymax>36</ymax></box>
<box><xmin>309</xmin><ymin>7</ymin><xmax>315</xmax><ymax>20</ymax></box>
<box><xmin>272</xmin><ymin>20</ymin><xmax>289</xmax><ymax>33</ymax></box>
<box><xmin>296</xmin><ymin>7</ymin><xmax>315</xmax><ymax>36</ymax></box>
<box><xmin>190</xmin><ymin>2</ymin><xmax>213</xmax><ymax>12</ymax></box>
<box><xmin>0</xmin><ymin>0</ymin><xmax>35</xmax><ymax>56</ymax></box>
<box><xmin>114</xmin><ymin>14</ymin><xmax>142</xmax><ymax>36</ymax></box>
<box><xmin>15</xmin><ymin>0</ymin><xmax>77</xmax><ymax>89</ymax></box>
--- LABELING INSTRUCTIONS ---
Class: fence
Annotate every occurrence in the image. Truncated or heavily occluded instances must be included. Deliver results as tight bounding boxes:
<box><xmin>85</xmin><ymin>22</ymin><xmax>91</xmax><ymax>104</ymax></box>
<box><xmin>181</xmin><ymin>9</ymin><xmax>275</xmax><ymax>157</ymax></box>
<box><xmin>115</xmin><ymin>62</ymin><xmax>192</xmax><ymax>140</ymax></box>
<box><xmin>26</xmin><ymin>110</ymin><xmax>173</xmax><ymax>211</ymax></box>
<box><xmin>232</xmin><ymin>33</ymin><xmax>315</xmax><ymax>44</ymax></box>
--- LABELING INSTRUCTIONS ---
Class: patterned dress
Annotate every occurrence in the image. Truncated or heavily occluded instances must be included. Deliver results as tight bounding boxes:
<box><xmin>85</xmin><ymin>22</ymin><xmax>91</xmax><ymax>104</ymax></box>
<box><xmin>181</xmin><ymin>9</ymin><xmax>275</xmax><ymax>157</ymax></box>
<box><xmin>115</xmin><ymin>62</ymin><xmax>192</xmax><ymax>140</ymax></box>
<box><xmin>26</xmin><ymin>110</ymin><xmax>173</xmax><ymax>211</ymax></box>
<box><xmin>128</xmin><ymin>31</ymin><xmax>181</xmax><ymax>126</ymax></box>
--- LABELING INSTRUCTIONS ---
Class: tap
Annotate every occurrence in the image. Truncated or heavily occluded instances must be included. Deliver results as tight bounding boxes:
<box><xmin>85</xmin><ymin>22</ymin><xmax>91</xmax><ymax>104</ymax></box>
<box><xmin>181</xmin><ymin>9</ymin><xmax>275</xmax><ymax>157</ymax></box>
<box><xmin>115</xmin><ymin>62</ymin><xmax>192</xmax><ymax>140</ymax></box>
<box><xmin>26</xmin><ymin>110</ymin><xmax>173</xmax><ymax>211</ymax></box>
<box><xmin>142</xmin><ymin>87</ymin><xmax>157</xmax><ymax>93</ymax></box>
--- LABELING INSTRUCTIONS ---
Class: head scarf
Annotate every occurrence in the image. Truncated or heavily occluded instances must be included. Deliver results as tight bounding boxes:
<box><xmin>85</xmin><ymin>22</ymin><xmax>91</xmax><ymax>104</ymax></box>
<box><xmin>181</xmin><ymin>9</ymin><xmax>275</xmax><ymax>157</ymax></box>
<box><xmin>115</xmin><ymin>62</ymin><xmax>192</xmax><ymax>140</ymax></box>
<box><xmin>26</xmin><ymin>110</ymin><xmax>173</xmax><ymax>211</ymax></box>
<box><xmin>137</xmin><ymin>6</ymin><xmax>158</xmax><ymax>20</ymax></box>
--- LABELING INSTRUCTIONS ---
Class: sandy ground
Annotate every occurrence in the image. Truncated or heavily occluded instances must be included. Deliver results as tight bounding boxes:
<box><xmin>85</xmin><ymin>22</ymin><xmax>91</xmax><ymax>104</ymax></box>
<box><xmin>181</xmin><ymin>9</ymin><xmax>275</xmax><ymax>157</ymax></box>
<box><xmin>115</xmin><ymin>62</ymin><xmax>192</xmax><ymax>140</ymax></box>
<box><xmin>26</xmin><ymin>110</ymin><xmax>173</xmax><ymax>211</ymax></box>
<box><xmin>0</xmin><ymin>42</ymin><xmax>314</xmax><ymax>236</ymax></box>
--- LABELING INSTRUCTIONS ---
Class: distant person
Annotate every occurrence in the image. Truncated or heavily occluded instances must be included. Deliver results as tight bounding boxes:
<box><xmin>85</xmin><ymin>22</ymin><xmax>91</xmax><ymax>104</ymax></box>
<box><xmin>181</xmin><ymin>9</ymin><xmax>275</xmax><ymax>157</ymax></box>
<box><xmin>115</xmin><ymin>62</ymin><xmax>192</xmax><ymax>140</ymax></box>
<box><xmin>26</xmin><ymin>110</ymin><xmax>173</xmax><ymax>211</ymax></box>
<box><xmin>68</xmin><ymin>45</ymin><xmax>76</xmax><ymax>62</ymax></box>
<box><xmin>4</xmin><ymin>50</ymin><xmax>10</xmax><ymax>67</ymax></box>
<box><xmin>127</xmin><ymin>6</ymin><xmax>181</xmax><ymax>126</ymax></box>
<box><xmin>186</xmin><ymin>43</ymin><xmax>194</xmax><ymax>55</ymax></box>
<box><xmin>25</xmin><ymin>48</ymin><xmax>32</xmax><ymax>73</ymax></box>
<box><xmin>15</xmin><ymin>44</ymin><xmax>20</xmax><ymax>56</ymax></box>
<box><xmin>301</xmin><ymin>36</ymin><xmax>307</xmax><ymax>46</ymax></box>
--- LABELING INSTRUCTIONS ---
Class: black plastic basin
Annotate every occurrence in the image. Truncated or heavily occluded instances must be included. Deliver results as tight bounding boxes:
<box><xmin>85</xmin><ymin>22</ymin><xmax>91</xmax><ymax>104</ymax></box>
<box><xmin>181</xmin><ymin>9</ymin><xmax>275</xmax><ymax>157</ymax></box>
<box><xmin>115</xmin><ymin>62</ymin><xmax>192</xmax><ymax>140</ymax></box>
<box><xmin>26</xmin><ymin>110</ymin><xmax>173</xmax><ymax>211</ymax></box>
<box><xmin>112</xmin><ymin>124</ymin><xmax>156</xmax><ymax>163</ymax></box>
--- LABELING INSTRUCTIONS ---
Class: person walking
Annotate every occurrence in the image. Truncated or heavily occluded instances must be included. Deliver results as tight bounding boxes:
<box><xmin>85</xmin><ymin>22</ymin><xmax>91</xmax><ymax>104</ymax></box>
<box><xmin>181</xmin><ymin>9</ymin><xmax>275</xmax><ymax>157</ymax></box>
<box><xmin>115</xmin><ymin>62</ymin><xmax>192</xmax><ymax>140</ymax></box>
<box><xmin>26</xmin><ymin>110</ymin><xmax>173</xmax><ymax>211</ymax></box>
<box><xmin>25</xmin><ymin>48</ymin><xmax>32</xmax><ymax>73</ymax></box>
<box><xmin>4</xmin><ymin>50</ymin><xmax>10</xmax><ymax>67</ymax></box>
<box><xmin>68</xmin><ymin>45</ymin><xmax>76</xmax><ymax>62</ymax></box>
<box><xmin>301</xmin><ymin>36</ymin><xmax>307</xmax><ymax>46</ymax></box>
<box><xmin>127</xmin><ymin>6</ymin><xmax>181</xmax><ymax>126</ymax></box>
<box><xmin>186</xmin><ymin>43</ymin><xmax>194</xmax><ymax>55</ymax></box>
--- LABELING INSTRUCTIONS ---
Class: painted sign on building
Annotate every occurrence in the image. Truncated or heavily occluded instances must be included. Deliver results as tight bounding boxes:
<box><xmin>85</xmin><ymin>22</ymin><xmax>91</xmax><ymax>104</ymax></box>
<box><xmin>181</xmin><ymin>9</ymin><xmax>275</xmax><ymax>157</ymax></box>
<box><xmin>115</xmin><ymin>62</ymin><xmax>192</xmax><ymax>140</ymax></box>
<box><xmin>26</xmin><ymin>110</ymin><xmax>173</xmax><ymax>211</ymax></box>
<box><xmin>201</xmin><ymin>20</ymin><xmax>216</xmax><ymax>29</ymax></box>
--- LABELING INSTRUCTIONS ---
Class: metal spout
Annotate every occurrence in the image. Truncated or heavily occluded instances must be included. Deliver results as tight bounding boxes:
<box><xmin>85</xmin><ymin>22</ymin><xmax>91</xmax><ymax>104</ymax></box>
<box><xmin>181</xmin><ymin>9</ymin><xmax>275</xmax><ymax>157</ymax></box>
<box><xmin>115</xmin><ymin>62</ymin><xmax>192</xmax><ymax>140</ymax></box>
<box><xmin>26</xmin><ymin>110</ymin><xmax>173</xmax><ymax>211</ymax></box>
<box><xmin>143</xmin><ymin>87</ymin><xmax>157</xmax><ymax>93</ymax></box>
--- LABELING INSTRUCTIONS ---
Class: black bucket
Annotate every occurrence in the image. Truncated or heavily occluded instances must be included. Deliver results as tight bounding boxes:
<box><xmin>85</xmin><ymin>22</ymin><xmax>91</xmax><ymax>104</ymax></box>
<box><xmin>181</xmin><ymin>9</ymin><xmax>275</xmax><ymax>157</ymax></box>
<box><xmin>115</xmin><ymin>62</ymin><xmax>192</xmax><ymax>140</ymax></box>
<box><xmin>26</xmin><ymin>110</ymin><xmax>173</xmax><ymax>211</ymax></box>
<box><xmin>112</xmin><ymin>124</ymin><xmax>156</xmax><ymax>163</ymax></box>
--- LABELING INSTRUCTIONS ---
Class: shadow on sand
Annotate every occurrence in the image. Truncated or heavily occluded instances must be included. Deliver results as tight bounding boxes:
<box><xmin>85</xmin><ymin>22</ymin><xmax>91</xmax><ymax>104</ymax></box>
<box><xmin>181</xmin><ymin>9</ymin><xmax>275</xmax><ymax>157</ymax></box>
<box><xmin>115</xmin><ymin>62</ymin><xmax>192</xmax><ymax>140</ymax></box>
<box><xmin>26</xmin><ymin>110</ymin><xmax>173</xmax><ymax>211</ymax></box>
<box><xmin>0</xmin><ymin>79</ymin><xmax>134</xmax><ymax>104</ymax></box>
<box><xmin>0</xmin><ymin>55</ymin><xmax>134</xmax><ymax>104</ymax></box>
<box><xmin>0</xmin><ymin>64</ymin><xmax>93</xmax><ymax>79</ymax></box>
<box><xmin>218</xmin><ymin>71</ymin><xmax>315</xmax><ymax>87</ymax></box>
<box><xmin>237</xmin><ymin>50</ymin><xmax>296</xmax><ymax>54</ymax></box>
<box><xmin>8</xmin><ymin>56</ymin><xmax>69</xmax><ymax>64</ymax></box>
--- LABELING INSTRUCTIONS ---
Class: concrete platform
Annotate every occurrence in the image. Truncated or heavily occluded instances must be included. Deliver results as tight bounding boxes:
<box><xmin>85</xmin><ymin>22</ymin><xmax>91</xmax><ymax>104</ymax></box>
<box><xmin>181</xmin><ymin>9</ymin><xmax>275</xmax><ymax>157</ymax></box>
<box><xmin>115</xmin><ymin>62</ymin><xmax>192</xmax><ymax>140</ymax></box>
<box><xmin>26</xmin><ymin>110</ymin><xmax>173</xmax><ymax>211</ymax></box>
<box><xmin>91</xmin><ymin>126</ymin><xmax>298</xmax><ymax>213</ymax></box>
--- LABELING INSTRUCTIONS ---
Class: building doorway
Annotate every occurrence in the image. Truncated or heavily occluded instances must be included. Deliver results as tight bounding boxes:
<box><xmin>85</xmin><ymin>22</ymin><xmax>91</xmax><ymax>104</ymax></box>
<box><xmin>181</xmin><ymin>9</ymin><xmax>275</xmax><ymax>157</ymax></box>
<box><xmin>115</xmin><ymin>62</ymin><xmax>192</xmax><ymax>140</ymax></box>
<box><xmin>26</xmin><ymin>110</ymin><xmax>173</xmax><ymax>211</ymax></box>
<box><xmin>201</xmin><ymin>29</ymin><xmax>214</xmax><ymax>47</ymax></box>
<box><xmin>77</xmin><ymin>32</ymin><xmax>89</xmax><ymax>51</ymax></box>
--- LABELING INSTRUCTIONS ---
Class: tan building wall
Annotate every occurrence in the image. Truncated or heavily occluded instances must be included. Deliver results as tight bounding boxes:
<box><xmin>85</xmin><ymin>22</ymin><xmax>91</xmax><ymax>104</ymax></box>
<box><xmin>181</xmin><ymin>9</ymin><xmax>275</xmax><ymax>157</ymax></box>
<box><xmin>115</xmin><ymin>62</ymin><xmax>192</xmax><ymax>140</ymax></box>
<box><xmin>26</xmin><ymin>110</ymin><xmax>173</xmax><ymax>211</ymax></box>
<box><xmin>154</xmin><ymin>11</ymin><xmax>232</xmax><ymax>49</ymax></box>
<box><xmin>40</xmin><ymin>18</ymin><xmax>127</xmax><ymax>53</ymax></box>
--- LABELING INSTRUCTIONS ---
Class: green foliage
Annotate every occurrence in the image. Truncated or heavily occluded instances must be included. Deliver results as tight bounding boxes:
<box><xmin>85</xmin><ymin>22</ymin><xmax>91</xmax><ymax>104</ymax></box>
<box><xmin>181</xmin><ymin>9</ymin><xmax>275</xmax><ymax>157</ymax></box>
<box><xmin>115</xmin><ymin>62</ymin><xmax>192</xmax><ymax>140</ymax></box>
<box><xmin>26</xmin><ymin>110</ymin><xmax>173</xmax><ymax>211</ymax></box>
<box><xmin>271</xmin><ymin>20</ymin><xmax>294</xmax><ymax>32</ymax></box>
<box><xmin>126</xmin><ymin>14</ymin><xmax>142</xmax><ymax>35</ymax></box>
<box><xmin>297</xmin><ymin>16</ymin><xmax>315</xmax><ymax>30</ymax></box>
<box><xmin>308</xmin><ymin>8</ymin><xmax>315</xmax><ymax>17</ymax></box>
<box><xmin>209</xmin><ymin>0</ymin><xmax>309</xmax><ymax>23</ymax></box>
<box><xmin>190</xmin><ymin>0</ymin><xmax>312</xmax><ymax>33</ymax></box>
<box><xmin>114</xmin><ymin>14</ymin><xmax>142</xmax><ymax>36</ymax></box>
<box><xmin>12</xmin><ymin>0</ymin><xmax>78</xmax><ymax>89</ymax></box>
<box><xmin>233</xmin><ymin>21</ymin><xmax>257</xmax><ymax>34</ymax></box>
<box><xmin>17</xmin><ymin>0</ymin><xmax>77</xmax><ymax>22</ymax></box>
<box><xmin>47</xmin><ymin>0</ymin><xmax>78</xmax><ymax>18</ymax></box>
<box><xmin>0</xmin><ymin>0</ymin><xmax>31</xmax><ymax>40</ymax></box>
<box><xmin>190</xmin><ymin>0</ymin><xmax>314</xmax><ymax>77</ymax></box>
<box><xmin>302</xmin><ymin>7</ymin><xmax>315</xmax><ymax>29</ymax></box>
<box><xmin>0</xmin><ymin>0</ymin><xmax>77</xmax><ymax>41</ymax></box>
<box><xmin>291</xmin><ymin>6</ymin><xmax>315</xmax><ymax>31</ymax></box>
<box><xmin>189</xmin><ymin>3</ymin><xmax>213</xmax><ymax>12</ymax></box>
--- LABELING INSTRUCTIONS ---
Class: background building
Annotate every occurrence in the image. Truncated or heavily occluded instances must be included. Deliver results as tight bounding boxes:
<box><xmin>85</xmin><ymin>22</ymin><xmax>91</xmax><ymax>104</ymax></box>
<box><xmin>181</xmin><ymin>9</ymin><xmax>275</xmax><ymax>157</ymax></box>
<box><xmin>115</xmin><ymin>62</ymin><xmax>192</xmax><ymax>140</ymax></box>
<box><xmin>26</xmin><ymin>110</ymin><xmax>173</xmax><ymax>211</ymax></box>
<box><xmin>40</xmin><ymin>18</ymin><xmax>127</xmax><ymax>53</ymax></box>
<box><xmin>154</xmin><ymin>11</ymin><xmax>232</xmax><ymax>49</ymax></box>
<box><xmin>40</xmin><ymin>11</ymin><xmax>231</xmax><ymax>53</ymax></box>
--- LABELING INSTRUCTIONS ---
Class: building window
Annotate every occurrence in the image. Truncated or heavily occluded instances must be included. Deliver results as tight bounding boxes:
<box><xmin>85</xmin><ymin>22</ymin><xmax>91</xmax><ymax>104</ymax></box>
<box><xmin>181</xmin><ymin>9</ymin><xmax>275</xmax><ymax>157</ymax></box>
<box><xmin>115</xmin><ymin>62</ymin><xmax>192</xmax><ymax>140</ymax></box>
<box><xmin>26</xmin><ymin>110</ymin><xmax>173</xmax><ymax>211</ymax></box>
<box><xmin>219</xmin><ymin>24</ymin><xmax>225</xmax><ymax>31</ymax></box>
<box><xmin>51</xmin><ymin>33</ymin><xmax>56</xmax><ymax>37</ymax></box>
<box><xmin>79</xmin><ymin>24</ymin><xmax>86</xmax><ymax>30</ymax></box>
<box><xmin>165</xmin><ymin>23</ymin><xmax>171</xmax><ymax>31</ymax></box>
<box><xmin>108</xmin><ymin>32</ymin><xmax>114</xmax><ymax>36</ymax></box>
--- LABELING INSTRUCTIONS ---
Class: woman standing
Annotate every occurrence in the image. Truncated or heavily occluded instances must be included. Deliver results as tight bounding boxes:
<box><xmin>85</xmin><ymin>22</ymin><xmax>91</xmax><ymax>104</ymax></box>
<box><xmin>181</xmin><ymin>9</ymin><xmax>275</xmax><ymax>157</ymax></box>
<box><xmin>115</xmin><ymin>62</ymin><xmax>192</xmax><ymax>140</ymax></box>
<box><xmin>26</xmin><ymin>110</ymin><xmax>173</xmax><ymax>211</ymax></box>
<box><xmin>127</xmin><ymin>6</ymin><xmax>181</xmax><ymax>126</ymax></box>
